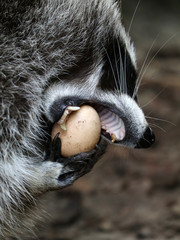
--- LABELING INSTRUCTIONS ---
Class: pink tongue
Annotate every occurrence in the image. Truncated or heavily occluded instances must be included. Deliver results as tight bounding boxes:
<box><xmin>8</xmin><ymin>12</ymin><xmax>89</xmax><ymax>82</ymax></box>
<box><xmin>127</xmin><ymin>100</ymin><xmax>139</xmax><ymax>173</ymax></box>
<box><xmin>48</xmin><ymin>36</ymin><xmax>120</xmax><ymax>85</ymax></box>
<box><xmin>97</xmin><ymin>107</ymin><xmax>125</xmax><ymax>141</ymax></box>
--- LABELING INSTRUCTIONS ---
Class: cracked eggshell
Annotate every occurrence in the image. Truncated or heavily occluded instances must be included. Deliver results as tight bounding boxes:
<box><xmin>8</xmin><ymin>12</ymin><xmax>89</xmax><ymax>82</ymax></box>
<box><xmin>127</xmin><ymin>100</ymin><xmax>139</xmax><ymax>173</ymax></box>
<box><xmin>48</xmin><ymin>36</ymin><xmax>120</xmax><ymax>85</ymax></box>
<box><xmin>51</xmin><ymin>105</ymin><xmax>101</xmax><ymax>157</ymax></box>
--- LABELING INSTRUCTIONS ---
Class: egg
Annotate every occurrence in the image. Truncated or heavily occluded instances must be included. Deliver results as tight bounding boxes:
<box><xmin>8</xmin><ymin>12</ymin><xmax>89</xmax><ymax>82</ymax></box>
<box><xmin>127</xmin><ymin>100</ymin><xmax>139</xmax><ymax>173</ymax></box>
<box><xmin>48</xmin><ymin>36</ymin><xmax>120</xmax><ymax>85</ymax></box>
<box><xmin>51</xmin><ymin>105</ymin><xmax>101</xmax><ymax>157</ymax></box>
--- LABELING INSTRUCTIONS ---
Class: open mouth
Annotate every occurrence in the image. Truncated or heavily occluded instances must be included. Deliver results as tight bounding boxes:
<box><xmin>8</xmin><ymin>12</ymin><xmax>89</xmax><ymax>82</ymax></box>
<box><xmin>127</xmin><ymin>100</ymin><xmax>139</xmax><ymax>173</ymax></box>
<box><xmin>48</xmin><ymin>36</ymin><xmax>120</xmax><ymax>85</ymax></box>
<box><xmin>54</xmin><ymin>101</ymin><xmax>126</xmax><ymax>144</ymax></box>
<box><xmin>95</xmin><ymin>105</ymin><xmax>125</xmax><ymax>143</ymax></box>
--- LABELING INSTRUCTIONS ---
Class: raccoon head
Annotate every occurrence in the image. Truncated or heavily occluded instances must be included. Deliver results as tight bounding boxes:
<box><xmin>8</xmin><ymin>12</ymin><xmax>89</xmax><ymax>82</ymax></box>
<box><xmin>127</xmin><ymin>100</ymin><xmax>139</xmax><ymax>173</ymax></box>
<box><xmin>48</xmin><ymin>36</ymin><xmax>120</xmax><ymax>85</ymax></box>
<box><xmin>43</xmin><ymin>3</ymin><xmax>155</xmax><ymax>157</ymax></box>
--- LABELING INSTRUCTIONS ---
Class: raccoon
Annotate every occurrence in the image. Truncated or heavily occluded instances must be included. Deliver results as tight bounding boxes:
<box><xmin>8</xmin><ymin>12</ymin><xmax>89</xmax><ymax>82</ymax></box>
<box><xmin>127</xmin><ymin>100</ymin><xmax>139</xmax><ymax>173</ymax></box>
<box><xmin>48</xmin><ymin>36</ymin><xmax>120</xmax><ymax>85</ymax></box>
<box><xmin>0</xmin><ymin>0</ymin><xmax>155</xmax><ymax>239</ymax></box>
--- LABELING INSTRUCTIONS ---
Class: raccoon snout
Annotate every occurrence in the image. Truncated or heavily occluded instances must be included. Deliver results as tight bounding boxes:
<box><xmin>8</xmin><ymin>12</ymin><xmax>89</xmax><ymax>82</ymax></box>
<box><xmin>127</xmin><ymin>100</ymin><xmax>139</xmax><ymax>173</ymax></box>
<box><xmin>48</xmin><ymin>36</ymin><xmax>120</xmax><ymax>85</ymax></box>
<box><xmin>135</xmin><ymin>127</ymin><xmax>155</xmax><ymax>148</ymax></box>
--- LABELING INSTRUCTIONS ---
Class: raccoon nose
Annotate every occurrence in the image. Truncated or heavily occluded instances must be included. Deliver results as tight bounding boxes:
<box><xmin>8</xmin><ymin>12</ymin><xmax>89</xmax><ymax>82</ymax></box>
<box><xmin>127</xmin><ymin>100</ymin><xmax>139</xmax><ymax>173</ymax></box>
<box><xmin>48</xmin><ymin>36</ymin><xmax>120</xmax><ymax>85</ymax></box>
<box><xmin>135</xmin><ymin>127</ymin><xmax>155</xmax><ymax>148</ymax></box>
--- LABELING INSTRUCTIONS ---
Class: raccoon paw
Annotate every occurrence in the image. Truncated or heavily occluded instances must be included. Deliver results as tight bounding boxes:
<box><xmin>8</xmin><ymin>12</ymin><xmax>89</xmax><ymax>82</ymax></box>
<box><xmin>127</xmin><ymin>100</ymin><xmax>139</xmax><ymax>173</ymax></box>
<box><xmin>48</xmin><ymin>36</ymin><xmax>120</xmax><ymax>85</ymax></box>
<box><xmin>49</xmin><ymin>133</ymin><xmax>107</xmax><ymax>188</ymax></box>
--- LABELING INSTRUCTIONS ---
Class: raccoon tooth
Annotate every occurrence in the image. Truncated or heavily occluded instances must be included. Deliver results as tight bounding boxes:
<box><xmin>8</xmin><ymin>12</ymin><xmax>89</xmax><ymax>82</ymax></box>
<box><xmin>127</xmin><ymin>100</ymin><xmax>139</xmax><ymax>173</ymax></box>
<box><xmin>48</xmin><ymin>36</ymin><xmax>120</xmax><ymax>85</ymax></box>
<box><xmin>59</xmin><ymin>106</ymin><xmax>80</xmax><ymax>124</ymax></box>
<box><xmin>58</xmin><ymin>108</ymin><xmax>69</xmax><ymax>124</ymax></box>
<box><xmin>101</xmin><ymin>125</ymin><xmax>107</xmax><ymax>130</ymax></box>
<box><xmin>67</xmin><ymin>106</ymin><xmax>80</xmax><ymax>111</ymax></box>
<box><xmin>57</xmin><ymin>106</ymin><xmax>80</xmax><ymax>130</ymax></box>
<box><xmin>111</xmin><ymin>133</ymin><xmax>117</xmax><ymax>143</ymax></box>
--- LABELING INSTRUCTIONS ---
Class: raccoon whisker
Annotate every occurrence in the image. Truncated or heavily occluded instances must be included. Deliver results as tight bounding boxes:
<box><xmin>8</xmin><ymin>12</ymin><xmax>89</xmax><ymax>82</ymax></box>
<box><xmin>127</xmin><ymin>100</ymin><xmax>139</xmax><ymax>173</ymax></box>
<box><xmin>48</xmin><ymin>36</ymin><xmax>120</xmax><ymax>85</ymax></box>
<box><xmin>113</xmin><ymin>38</ymin><xmax>121</xmax><ymax>93</ymax></box>
<box><xmin>128</xmin><ymin>0</ymin><xmax>141</xmax><ymax>34</ymax></box>
<box><xmin>148</xmin><ymin>123</ymin><xmax>166</xmax><ymax>133</ymax></box>
<box><xmin>140</xmin><ymin>34</ymin><xmax>177</xmax><ymax>85</ymax></box>
<box><xmin>126</xmin><ymin>0</ymin><xmax>142</xmax><ymax>95</ymax></box>
<box><xmin>117</xmin><ymin>37</ymin><xmax>125</xmax><ymax>94</ymax></box>
<box><xmin>140</xmin><ymin>88</ymin><xmax>165</xmax><ymax>109</ymax></box>
<box><xmin>124</xmin><ymin>48</ymin><xmax>127</xmax><ymax>95</ymax></box>
<box><xmin>146</xmin><ymin>116</ymin><xmax>176</xmax><ymax>126</ymax></box>
<box><xmin>133</xmin><ymin>34</ymin><xmax>159</xmax><ymax>99</ymax></box>
<box><xmin>102</xmin><ymin>43</ymin><xmax>121</xmax><ymax>94</ymax></box>
<box><xmin>139</xmin><ymin>135</ymin><xmax>153</xmax><ymax>146</ymax></box>
<box><xmin>134</xmin><ymin>33</ymin><xmax>177</xmax><ymax>99</ymax></box>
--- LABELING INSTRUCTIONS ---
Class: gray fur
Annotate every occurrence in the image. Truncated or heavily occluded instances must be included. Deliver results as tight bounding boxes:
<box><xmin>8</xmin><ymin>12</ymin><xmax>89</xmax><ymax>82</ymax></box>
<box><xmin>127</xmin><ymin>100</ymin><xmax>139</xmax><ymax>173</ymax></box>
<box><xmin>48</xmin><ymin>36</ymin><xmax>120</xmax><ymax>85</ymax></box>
<box><xmin>0</xmin><ymin>0</ymin><xmax>153</xmax><ymax>239</ymax></box>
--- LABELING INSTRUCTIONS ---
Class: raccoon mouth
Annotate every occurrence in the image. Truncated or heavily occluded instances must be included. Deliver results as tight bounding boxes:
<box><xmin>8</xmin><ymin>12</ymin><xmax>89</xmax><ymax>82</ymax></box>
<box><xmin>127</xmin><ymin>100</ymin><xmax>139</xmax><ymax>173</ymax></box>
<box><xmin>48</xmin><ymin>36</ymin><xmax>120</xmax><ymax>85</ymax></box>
<box><xmin>95</xmin><ymin>105</ymin><xmax>125</xmax><ymax>143</ymax></box>
<box><xmin>57</xmin><ymin>104</ymin><xmax>126</xmax><ymax>143</ymax></box>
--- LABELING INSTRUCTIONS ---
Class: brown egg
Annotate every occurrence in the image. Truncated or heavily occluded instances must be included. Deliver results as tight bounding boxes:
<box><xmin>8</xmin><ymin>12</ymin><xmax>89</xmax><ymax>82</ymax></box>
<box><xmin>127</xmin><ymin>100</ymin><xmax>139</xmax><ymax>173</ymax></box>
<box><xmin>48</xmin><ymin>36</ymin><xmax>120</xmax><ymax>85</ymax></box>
<box><xmin>51</xmin><ymin>105</ymin><xmax>101</xmax><ymax>157</ymax></box>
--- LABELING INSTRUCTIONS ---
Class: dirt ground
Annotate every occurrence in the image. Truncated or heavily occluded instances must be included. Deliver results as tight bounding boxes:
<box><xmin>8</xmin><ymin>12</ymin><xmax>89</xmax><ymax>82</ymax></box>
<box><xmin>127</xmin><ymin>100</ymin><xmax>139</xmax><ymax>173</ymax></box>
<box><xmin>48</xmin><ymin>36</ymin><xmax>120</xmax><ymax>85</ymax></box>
<box><xmin>34</xmin><ymin>1</ymin><xmax>180</xmax><ymax>240</ymax></box>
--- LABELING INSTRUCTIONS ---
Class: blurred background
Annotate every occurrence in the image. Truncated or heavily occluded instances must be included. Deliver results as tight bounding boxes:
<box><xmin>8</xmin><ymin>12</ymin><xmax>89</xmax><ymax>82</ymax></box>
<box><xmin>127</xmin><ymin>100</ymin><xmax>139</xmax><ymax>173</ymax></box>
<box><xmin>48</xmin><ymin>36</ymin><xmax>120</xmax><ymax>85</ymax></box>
<box><xmin>35</xmin><ymin>1</ymin><xmax>180</xmax><ymax>239</ymax></box>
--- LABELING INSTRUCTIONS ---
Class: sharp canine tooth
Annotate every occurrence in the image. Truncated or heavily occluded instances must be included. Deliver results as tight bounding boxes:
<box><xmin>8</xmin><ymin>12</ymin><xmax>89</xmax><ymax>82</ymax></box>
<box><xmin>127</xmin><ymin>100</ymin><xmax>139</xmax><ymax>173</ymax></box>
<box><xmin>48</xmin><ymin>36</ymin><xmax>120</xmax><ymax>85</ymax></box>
<box><xmin>67</xmin><ymin>106</ymin><xmax>80</xmax><ymax>111</ymax></box>
<box><xmin>58</xmin><ymin>108</ymin><xmax>69</xmax><ymax>124</ymax></box>
<box><xmin>57</xmin><ymin>106</ymin><xmax>80</xmax><ymax>131</ymax></box>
